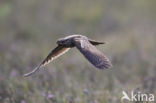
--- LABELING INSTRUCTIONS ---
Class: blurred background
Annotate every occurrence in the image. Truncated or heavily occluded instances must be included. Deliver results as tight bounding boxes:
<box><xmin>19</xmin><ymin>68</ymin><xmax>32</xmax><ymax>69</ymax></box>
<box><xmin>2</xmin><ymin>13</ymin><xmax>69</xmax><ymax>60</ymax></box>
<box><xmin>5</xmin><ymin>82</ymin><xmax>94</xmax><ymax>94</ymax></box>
<box><xmin>0</xmin><ymin>0</ymin><xmax>156</xmax><ymax>103</ymax></box>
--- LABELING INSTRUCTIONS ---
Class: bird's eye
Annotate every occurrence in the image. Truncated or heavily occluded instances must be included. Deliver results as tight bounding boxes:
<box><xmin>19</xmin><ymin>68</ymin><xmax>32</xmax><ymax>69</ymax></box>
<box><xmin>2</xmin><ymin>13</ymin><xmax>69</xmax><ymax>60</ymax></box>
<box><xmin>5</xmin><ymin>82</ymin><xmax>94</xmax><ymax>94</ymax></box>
<box><xmin>57</xmin><ymin>40</ymin><xmax>62</xmax><ymax>44</ymax></box>
<box><xmin>57</xmin><ymin>40</ymin><xmax>66</xmax><ymax>45</ymax></box>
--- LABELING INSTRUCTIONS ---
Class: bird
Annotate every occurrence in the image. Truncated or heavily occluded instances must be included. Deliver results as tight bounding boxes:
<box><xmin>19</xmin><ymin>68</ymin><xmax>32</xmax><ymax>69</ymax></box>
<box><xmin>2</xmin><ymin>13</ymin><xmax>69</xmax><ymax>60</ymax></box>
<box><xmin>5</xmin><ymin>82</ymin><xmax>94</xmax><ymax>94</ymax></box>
<box><xmin>24</xmin><ymin>34</ymin><xmax>112</xmax><ymax>77</ymax></box>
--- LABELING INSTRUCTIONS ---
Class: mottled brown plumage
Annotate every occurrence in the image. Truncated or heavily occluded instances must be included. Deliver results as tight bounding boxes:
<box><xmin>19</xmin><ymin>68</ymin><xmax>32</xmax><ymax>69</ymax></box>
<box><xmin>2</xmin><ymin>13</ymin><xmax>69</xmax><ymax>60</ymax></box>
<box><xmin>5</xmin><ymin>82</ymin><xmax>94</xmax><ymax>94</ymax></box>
<box><xmin>24</xmin><ymin>34</ymin><xmax>112</xmax><ymax>77</ymax></box>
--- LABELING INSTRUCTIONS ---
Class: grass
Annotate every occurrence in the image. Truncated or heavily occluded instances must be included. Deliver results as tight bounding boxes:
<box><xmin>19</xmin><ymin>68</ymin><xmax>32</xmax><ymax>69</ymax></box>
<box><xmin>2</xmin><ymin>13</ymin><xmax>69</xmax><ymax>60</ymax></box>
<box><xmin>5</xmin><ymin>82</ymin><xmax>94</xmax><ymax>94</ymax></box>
<box><xmin>0</xmin><ymin>30</ymin><xmax>155</xmax><ymax>103</ymax></box>
<box><xmin>0</xmin><ymin>0</ymin><xmax>156</xmax><ymax>102</ymax></box>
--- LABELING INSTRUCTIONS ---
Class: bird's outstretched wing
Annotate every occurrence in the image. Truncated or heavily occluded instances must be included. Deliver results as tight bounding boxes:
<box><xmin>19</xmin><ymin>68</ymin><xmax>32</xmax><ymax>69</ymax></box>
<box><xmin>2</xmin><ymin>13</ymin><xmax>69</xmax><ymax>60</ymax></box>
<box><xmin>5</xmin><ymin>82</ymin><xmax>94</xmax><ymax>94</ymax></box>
<box><xmin>24</xmin><ymin>45</ymin><xmax>70</xmax><ymax>77</ymax></box>
<box><xmin>74</xmin><ymin>38</ymin><xmax>112</xmax><ymax>69</ymax></box>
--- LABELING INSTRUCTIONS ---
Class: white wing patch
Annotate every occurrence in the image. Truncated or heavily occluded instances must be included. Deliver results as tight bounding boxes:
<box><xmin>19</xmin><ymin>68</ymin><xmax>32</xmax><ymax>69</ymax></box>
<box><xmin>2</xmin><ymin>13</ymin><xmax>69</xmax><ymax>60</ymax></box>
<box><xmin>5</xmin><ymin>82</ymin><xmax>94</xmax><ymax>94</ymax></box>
<box><xmin>42</xmin><ymin>48</ymin><xmax>70</xmax><ymax>66</ymax></box>
<box><xmin>24</xmin><ymin>46</ymin><xmax>70</xmax><ymax>77</ymax></box>
<box><xmin>80</xmin><ymin>39</ymin><xmax>85</xmax><ymax>48</ymax></box>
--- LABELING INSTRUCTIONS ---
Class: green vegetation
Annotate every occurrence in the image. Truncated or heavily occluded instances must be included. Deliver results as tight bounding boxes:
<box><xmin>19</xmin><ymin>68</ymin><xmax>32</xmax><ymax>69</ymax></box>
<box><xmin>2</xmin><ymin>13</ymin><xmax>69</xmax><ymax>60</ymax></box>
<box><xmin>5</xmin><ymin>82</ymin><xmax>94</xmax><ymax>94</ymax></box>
<box><xmin>0</xmin><ymin>0</ymin><xmax>156</xmax><ymax>103</ymax></box>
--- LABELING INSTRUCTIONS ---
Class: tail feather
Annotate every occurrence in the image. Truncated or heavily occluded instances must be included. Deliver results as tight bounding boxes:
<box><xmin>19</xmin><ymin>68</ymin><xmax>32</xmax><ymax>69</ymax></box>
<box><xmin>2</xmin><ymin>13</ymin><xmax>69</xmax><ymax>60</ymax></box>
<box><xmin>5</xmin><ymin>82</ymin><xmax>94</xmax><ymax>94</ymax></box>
<box><xmin>89</xmin><ymin>39</ymin><xmax>105</xmax><ymax>45</ymax></box>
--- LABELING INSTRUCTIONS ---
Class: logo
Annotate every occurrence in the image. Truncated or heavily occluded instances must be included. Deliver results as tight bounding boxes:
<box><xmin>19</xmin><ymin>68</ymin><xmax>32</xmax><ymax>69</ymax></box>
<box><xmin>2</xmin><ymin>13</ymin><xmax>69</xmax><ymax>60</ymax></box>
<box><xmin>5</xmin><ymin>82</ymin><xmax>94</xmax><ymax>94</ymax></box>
<box><xmin>121</xmin><ymin>90</ymin><xmax>154</xmax><ymax>102</ymax></box>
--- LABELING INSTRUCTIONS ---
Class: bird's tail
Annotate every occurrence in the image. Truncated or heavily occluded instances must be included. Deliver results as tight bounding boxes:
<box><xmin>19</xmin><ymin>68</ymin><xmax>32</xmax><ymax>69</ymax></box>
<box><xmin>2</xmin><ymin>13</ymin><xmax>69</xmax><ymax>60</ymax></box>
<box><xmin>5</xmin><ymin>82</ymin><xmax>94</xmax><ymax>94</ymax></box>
<box><xmin>89</xmin><ymin>39</ymin><xmax>105</xmax><ymax>45</ymax></box>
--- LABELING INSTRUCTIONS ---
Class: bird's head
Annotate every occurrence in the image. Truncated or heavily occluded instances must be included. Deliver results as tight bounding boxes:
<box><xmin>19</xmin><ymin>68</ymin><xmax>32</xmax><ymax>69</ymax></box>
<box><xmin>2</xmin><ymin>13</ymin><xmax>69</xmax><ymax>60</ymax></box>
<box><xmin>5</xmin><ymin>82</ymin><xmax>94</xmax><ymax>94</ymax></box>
<box><xmin>57</xmin><ymin>34</ymin><xmax>87</xmax><ymax>47</ymax></box>
<box><xmin>56</xmin><ymin>37</ymin><xmax>74</xmax><ymax>47</ymax></box>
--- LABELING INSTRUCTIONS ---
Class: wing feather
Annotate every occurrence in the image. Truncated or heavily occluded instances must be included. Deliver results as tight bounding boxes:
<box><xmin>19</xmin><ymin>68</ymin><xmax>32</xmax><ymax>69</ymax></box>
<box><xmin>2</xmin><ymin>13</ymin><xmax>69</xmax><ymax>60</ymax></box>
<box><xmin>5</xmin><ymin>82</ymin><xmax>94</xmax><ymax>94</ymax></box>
<box><xmin>24</xmin><ymin>45</ymin><xmax>70</xmax><ymax>77</ymax></box>
<box><xmin>74</xmin><ymin>39</ymin><xmax>112</xmax><ymax>69</ymax></box>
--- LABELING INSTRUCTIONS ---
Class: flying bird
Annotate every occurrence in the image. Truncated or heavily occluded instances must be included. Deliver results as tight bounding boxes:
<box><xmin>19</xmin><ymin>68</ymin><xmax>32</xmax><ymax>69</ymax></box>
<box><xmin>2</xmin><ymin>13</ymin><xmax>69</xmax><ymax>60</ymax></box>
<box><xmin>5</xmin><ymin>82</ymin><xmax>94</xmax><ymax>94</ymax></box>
<box><xmin>24</xmin><ymin>35</ymin><xmax>112</xmax><ymax>77</ymax></box>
